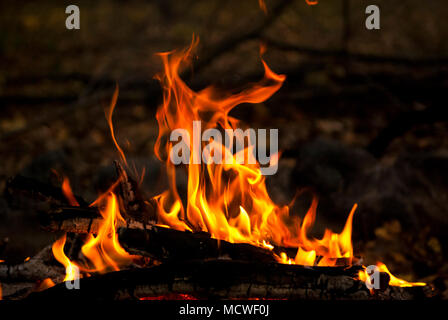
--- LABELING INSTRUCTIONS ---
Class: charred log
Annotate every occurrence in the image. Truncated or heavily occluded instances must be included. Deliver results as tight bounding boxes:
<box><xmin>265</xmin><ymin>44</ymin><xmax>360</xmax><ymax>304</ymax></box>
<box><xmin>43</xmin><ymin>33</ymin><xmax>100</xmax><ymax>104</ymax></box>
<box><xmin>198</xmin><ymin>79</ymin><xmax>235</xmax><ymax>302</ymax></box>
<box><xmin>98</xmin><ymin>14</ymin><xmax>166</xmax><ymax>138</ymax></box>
<box><xmin>41</xmin><ymin>206</ymin><xmax>362</xmax><ymax>265</ymax></box>
<box><xmin>0</xmin><ymin>245</ymin><xmax>63</xmax><ymax>282</ymax></box>
<box><xmin>41</xmin><ymin>206</ymin><xmax>152</xmax><ymax>234</ymax></box>
<box><xmin>41</xmin><ymin>206</ymin><xmax>279</xmax><ymax>263</ymax></box>
<box><xmin>26</xmin><ymin>259</ymin><xmax>430</xmax><ymax>301</ymax></box>
<box><xmin>118</xmin><ymin>227</ymin><xmax>279</xmax><ymax>263</ymax></box>
<box><xmin>113</xmin><ymin>160</ymin><xmax>157</xmax><ymax>223</ymax></box>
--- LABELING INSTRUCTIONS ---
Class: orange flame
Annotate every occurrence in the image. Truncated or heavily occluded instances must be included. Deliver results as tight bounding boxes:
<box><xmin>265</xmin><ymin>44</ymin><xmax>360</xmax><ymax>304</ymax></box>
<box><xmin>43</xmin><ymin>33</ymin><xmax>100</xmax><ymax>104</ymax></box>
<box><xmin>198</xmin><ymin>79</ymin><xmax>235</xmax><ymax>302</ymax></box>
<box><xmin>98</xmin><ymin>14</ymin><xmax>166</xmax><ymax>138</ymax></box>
<box><xmin>306</xmin><ymin>0</ymin><xmax>318</xmax><ymax>5</ymax></box>
<box><xmin>105</xmin><ymin>85</ymin><xmax>128</xmax><ymax>167</ymax></box>
<box><xmin>62</xmin><ymin>176</ymin><xmax>80</xmax><ymax>206</ymax></box>
<box><xmin>36</xmin><ymin>278</ymin><xmax>56</xmax><ymax>292</ymax></box>
<box><xmin>154</xmin><ymin>38</ymin><xmax>291</xmax><ymax>245</ymax></box>
<box><xmin>52</xmin><ymin>193</ymin><xmax>134</xmax><ymax>278</ymax></box>
<box><xmin>258</xmin><ymin>0</ymin><xmax>268</xmax><ymax>14</ymax></box>
<box><xmin>52</xmin><ymin>234</ymin><xmax>79</xmax><ymax>281</ymax></box>
<box><xmin>358</xmin><ymin>262</ymin><xmax>426</xmax><ymax>288</ymax></box>
<box><xmin>48</xmin><ymin>38</ymin><xmax>425</xmax><ymax>291</ymax></box>
<box><xmin>81</xmin><ymin>193</ymin><xmax>134</xmax><ymax>273</ymax></box>
<box><xmin>151</xmin><ymin>38</ymin><xmax>361</xmax><ymax>267</ymax></box>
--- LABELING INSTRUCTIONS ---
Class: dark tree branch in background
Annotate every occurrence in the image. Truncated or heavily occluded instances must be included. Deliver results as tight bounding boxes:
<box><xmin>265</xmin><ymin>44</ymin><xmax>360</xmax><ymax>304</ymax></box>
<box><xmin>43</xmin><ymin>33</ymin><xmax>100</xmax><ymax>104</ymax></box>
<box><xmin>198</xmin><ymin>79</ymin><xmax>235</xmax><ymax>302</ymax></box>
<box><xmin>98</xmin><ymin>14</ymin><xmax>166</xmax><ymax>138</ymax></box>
<box><xmin>342</xmin><ymin>0</ymin><xmax>351</xmax><ymax>55</ymax></box>
<box><xmin>190</xmin><ymin>0</ymin><xmax>293</xmax><ymax>75</ymax></box>
<box><xmin>0</xmin><ymin>1</ymin><xmax>291</xmax><ymax>142</ymax></box>
<box><xmin>263</xmin><ymin>38</ymin><xmax>448</xmax><ymax>67</ymax></box>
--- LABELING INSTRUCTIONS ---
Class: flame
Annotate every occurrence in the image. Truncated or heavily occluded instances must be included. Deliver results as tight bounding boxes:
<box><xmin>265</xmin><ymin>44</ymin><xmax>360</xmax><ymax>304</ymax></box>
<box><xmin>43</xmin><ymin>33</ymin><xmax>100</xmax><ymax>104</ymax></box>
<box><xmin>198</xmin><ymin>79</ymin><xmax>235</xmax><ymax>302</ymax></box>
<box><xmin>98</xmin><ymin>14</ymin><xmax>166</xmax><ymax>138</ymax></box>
<box><xmin>377</xmin><ymin>262</ymin><xmax>426</xmax><ymax>287</ymax></box>
<box><xmin>62</xmin><ymin>176</ymin><xmax>80</xmax><ymax>206</ymax></box>
<box><xmin>306</xmin><ymin>0</ymin><xmax>318</xmax><ymax>5</ymax></box>
<box><xmin>0</xmin><ymin>282</ymin><xmax>2</xmax><ymax>300</ymax></box>
<box><xmin>52</xmin><ymin>234</ymin><xmax>79</xmax><ymax>282</ymax></box>
<box><xmin>294</xmin><ymin>248</ymin><xmax>316</xmax><ymax>266</ymax></box>
<box><xmin>150</xmin><ymin>37</ymin><xmax>363</xmax><ymax>267</ymax></box>
<box><xmin>36</xmin><ymin>278</ymin><xmax>55</xmax><ymax>292</ymax></box>
<box><xmin>358</xmin><ymin>262</ymin><xmax>426</xmax><ymax>288</ymax></box>
<box><xmin>258</xmin><ymin>0</ymin><xmax>267</xmax><ymax>14</ymax></box>
<box><xmin>153</xmin><ymin>38</ymin><xmax>293</xmax><ymax>246</ymax></box>
<box><xmin>105</xmin><ymin>85</ymin><xmax>128</xmax><ymax>166</ymax></box>
<box><xmin>47</xmin><ymin>38</ymin><xmax>425</xmax><ymax>291</ymax></box>
<box><xmin>81</xmin><ymin>193</ymin><xmax>134</xmax><ymax>273</ymax></box>
<box><xmin>52</xmin><ymin>193</ymin><xmax>134</xmax><ymax>278</ymax></box>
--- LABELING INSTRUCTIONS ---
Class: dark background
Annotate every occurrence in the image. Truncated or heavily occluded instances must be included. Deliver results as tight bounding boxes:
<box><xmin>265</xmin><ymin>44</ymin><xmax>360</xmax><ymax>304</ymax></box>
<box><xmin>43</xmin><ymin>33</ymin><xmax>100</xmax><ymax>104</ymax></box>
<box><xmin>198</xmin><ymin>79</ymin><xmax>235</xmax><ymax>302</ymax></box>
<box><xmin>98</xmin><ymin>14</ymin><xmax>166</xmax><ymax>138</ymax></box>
<box><xmin>0</xmin><ymin>0</ymin><xmax>447</xmax><ymax>296</ymax></box>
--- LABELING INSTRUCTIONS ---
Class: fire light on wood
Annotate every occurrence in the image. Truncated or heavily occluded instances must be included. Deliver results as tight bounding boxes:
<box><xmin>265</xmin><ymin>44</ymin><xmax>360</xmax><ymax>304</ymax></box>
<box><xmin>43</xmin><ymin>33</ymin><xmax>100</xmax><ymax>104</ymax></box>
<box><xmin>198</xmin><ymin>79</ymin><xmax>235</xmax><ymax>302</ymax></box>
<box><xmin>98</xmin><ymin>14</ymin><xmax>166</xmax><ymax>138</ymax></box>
<box><xmin>0</xmin><ymin>38</ymin><xmax>429</xmax><ymax>301</ymax></box>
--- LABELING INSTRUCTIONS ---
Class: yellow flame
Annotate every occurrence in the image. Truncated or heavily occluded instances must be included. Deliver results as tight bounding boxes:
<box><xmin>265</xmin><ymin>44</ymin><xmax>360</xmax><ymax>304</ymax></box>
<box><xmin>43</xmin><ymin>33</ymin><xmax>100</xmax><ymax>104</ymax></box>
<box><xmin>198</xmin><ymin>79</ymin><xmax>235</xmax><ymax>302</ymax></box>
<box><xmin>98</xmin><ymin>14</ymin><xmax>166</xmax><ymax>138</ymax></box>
<box><xmin>81</xmin><ymin>193</ymin><xmax>134</xmax><ymax>273</ymax></box>
<box><xmin>294</xmin><ymin>248</ymin><xmax>316</xmax><ymax>266</ymax></box>
<box><xmin>358</xmin><ymin>262</ymin><xmax>426</xmax><ymax>288</ymax></box>
<box><xmin>52</xmin><ymin>234</ymin><xmax>79</xmax><ymax>282</ymax></box>
<box><xmin>52</xmin><ymin>193</ymin><xmax>134</xmax><ymax>279</ymax></box>
<box><xmin>149</xmin><ymin>39</ymin><xmax>371</xmax><ymax>271</ymax></box>
<box><xmin>48</xmin><ymin>38</ymin><xmax>425</xmax><ymax>290</ymax></box>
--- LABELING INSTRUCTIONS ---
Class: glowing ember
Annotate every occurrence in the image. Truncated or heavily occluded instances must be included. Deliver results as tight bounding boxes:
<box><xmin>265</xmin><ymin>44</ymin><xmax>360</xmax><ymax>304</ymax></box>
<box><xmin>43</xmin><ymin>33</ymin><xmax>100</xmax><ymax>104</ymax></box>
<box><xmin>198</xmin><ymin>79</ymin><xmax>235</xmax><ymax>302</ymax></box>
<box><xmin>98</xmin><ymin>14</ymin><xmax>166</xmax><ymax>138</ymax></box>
<box><xmin>140</xmin><ymin>294</ymin><xmax>197</xmax><ymax>300</ymax></box>
<box><xmin>35</xmin><ymin>278</ymin><xmax>56</xmax><ymax>292</ymax></box>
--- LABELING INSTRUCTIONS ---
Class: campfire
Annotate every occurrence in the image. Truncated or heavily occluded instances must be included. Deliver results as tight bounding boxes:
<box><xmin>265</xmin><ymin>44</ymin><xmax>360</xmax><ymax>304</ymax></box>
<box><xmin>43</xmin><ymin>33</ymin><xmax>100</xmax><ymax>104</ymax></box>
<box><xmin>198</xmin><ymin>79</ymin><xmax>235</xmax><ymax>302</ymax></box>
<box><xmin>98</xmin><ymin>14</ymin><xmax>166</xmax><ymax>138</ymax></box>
<box><xmin>0</xmin><ymin>38</ymin><xmax>430</xmax><ymax>301</ymax></box>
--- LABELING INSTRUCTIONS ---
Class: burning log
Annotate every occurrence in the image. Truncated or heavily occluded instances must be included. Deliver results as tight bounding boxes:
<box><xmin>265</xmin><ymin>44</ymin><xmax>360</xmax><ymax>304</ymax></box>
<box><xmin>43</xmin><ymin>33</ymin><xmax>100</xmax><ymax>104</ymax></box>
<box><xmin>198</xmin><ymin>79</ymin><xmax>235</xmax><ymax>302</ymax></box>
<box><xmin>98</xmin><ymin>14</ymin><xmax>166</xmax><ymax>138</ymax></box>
<box><xmin>41</xmin><ymin>205</ymin><xmax>364</xmax><ymax>267</ymax></box>
<box><xmin>118</xmin><ymin>227</ymin><xmax>280</xmax><ymax>263</ymax></box>
<box><xmin>41</xmin><ymin>205</ymin><xmax>155</xmax><ymax>234</ymax></box>
<box><xmin>3</xmin><ymin>176</ymin><xmax>431</xmax><ymax>300</ymax></box>
<box><xmin>41</xmin><ymin>205</ymin><xmax>281</xmax><ymax>263</ymax></box>
<box><xmin>26</xmin><ymin>259</ymin><xmax>429</xmax><ymax>301</ymax></box>
<box><xmin>4</xmin><ymin>175</ymin><xmax>284</xmax><ymax>263</ymax></box>
<box><xmin>5</xmin><ymin>174</ymin><xmax>359</xmax><ymax>266</ymax></box>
